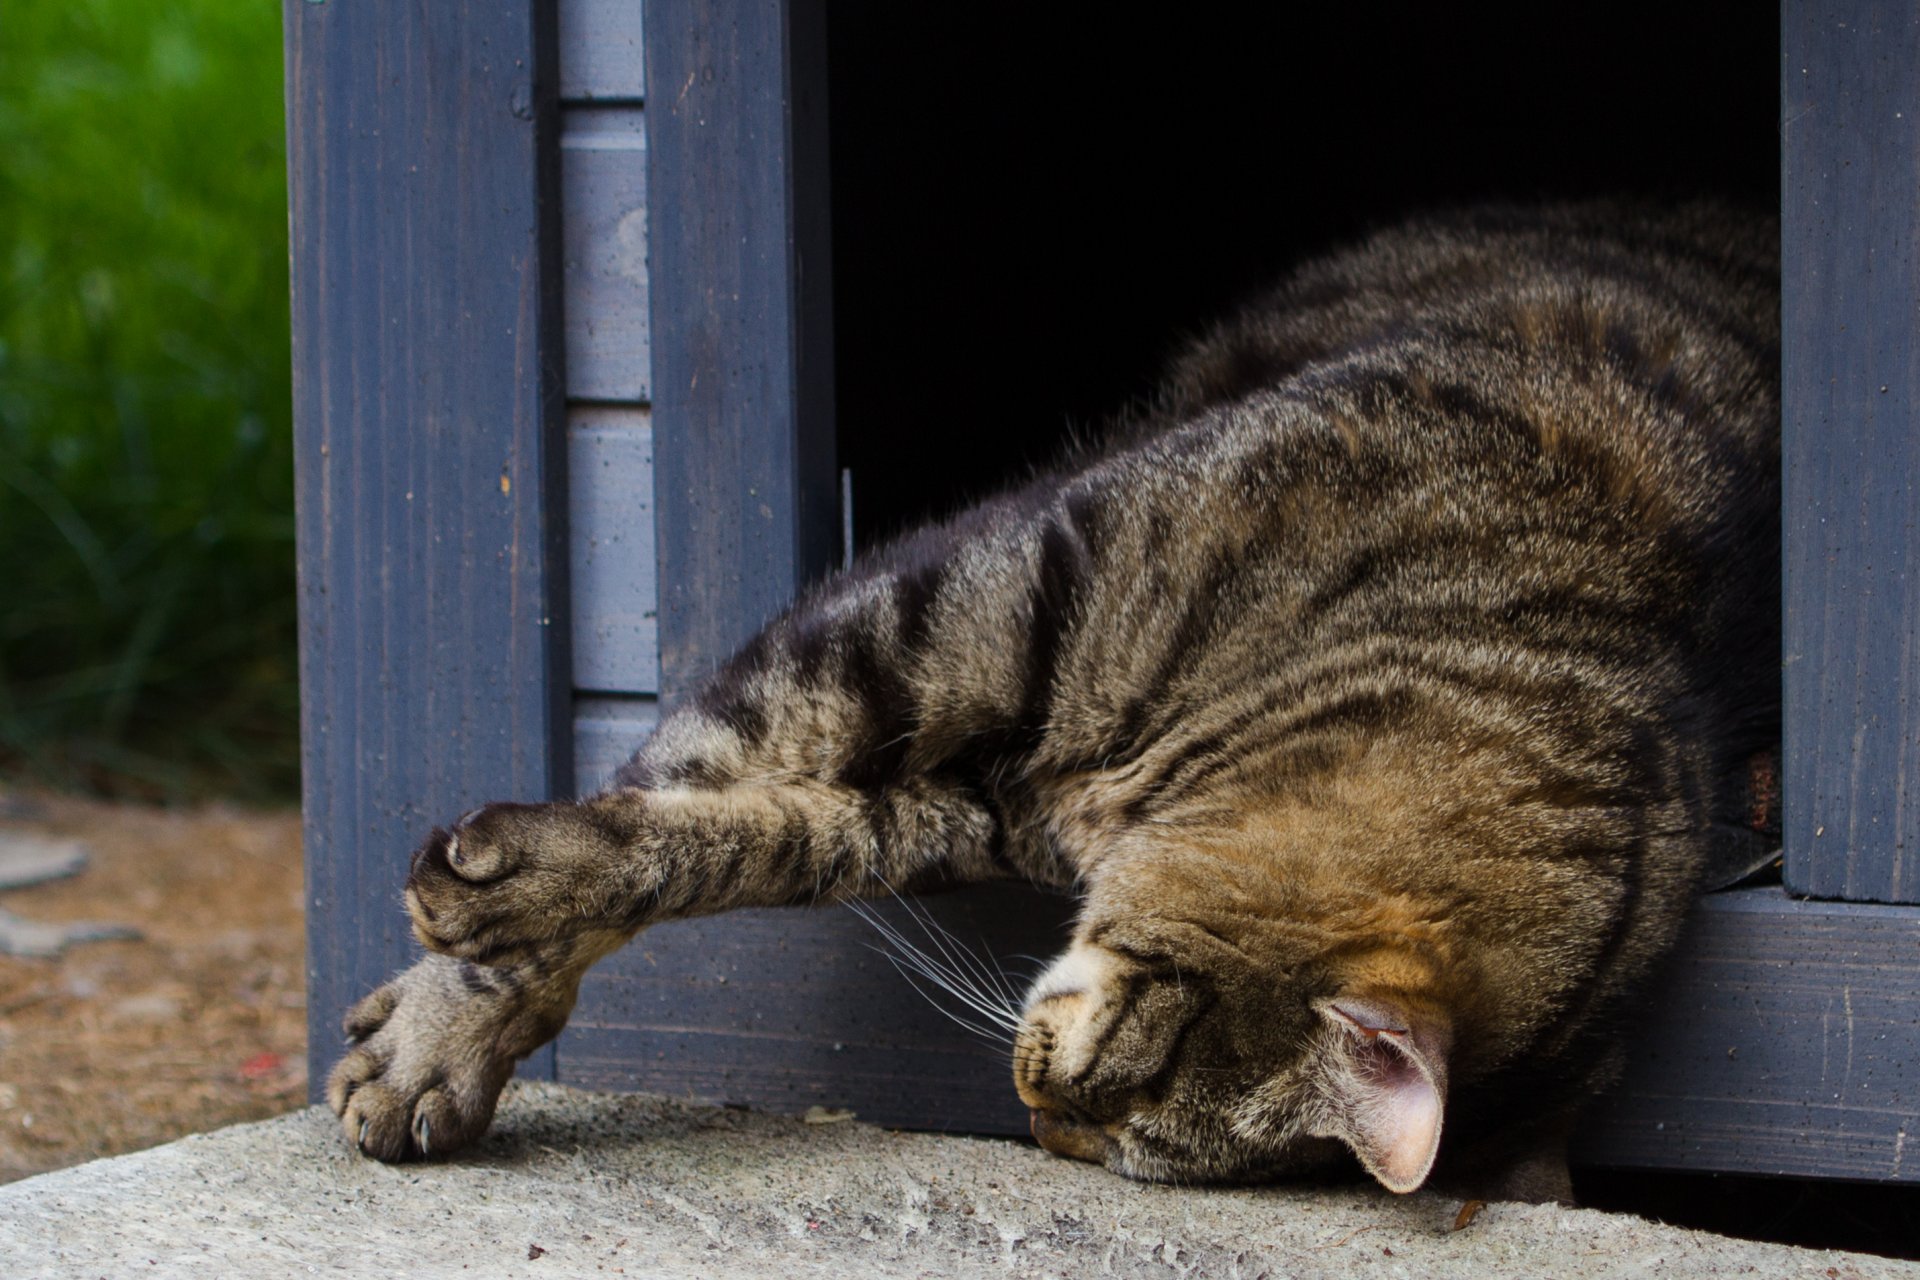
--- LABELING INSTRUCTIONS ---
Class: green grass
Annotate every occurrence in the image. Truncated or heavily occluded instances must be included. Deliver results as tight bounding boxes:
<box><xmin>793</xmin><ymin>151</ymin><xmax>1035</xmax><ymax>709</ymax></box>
<box><xmin>0</xmin><ymin>0</ymin><xmax>297</xmax><ymax>802</ymax></box>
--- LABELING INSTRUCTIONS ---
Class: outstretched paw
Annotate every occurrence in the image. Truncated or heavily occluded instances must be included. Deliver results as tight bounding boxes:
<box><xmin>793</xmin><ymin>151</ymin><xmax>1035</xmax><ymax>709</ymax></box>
<box><xmin>404</xmin><ymin>800</ymin><xmax>633</xmax><ymax>964</ymax></box>
<box><xmin>326</xmin><ymin>953</ymin><xmax>574</xmax><ymax>1162</ymax></box>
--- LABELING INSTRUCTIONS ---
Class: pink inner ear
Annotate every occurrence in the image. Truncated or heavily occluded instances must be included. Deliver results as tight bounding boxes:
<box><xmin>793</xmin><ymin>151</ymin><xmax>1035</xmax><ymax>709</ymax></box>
<box><xmin>1351</xmin><ymin>1035</ymin><xmax>1444</xmax><ymax>1192</ymax></box>
<box><xmin>1320</xmin><ymin>998</ymin><xmax>1447</xmax><ymax>1194</ymax></box>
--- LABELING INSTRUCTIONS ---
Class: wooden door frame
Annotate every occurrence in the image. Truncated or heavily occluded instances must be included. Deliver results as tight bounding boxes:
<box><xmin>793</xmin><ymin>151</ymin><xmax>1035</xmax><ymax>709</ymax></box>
<box><xmin>286</xmin><ymin>0</ymin><xmax>573</xmax><ymax>1089</ymax></box>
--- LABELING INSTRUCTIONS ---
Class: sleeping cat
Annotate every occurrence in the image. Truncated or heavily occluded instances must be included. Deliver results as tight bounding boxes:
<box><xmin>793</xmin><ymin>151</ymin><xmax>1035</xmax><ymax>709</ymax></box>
<box><xmin>328</xmin><ymin>203</ymin><xmax>1779</xmax><ymax>1203</ymax></box>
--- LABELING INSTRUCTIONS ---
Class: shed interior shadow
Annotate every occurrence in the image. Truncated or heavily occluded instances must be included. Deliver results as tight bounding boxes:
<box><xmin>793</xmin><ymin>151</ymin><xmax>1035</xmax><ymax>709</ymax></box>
<box><xmin>826</xmin><ymin>2</ymin><xmax>1777</xmax><ymax>549</ymax></box>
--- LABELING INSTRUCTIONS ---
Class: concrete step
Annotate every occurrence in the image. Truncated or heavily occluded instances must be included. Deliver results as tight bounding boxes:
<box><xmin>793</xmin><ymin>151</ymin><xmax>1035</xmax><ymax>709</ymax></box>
<box><xmin>0</xmin><ymin>1083</ymin><xmax>1912</xmax><ymax>1279</ymax></box>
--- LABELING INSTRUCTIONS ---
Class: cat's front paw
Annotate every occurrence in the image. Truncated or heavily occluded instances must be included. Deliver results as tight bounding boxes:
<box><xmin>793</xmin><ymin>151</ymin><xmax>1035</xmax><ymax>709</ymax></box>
<box><xmin>404</xmin><ymin>800</ymin><xmax>632</xmax><ymax>963</ymax></box>
<box><xmin>326</xmin><ymin>955</ymin><xmax>553</xmax><ymax>1161</ymax></box>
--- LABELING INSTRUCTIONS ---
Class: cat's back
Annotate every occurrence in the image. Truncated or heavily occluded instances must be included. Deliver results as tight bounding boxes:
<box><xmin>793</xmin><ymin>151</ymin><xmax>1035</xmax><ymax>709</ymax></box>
<box><xmin>1098</xmin><ymin>201</ymin><xmax>1781</xmax><ymax>695</ymax></box>
<box><xmin>850</xmin><ymin>203</ymin><xmax>1781</xmax><ymax>799</ymax></box>
<box><xmin>1033</xmin><ymin>204</ymin><xmax>1780</xmax><ymax>872</ymax></box>
<box><xmin>1153</xmin><ymin>201</ymin><xmax>1779</xmax><ymax>458</ymax></box>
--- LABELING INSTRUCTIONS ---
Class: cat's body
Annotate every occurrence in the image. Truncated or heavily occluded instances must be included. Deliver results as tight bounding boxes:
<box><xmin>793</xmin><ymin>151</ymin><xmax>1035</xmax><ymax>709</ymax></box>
<box><xmin>329</xmin><ymin>203</ymin><xmax>1779</xmax><ymax>1202</ymax></box>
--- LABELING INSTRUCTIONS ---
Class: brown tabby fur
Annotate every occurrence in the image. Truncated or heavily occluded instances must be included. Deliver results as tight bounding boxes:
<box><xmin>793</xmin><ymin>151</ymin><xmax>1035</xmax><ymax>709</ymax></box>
<box><xmin>329</xmin><ymin>203</ymin><xmax>1779</xmax><ymax>1202</ymax></box>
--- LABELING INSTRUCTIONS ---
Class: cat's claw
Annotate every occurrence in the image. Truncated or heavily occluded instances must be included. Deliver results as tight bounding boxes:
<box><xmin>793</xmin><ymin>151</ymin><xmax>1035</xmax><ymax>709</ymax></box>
<box><xmin>326</xmin><ymin>957</ymin><xmax>526</xmax><ymax>1163</ymax></box>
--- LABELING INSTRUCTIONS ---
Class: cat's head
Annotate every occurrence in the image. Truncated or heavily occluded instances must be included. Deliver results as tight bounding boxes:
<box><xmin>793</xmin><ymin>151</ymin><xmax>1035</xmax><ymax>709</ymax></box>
<box><xmin>1013</xmin><ymin>841</ymin><xmax>1457</xmax><ymax>1193</ymax></box>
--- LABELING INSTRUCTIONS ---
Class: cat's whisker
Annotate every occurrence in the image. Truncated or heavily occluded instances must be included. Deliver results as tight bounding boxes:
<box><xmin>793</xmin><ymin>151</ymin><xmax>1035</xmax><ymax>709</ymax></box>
<box><xmin>877</xmin><ymin>955</ymin><xmax>1012</xmax><ymax>1045</ymax></box>
<box><xmin>863</xmin><ymin>878</ymin><xmax>1028</xmax><ymax>1027</ymax></box>
<box><xmin>874</xmin><ymin>882</ymin><xmax>989</xmax><ymax>987</ymax></box>
<box><xmin>847</xmin><ymin>896</ymin><xmax>1024</xmax><ymax>1038</ymax></box>
<box><xmin>981</xmin><ymin>947</ymin><xmax>1026</xmax><ymax>1010</ymax></box>
<box><xmin>864</xmin><ymin>938</ymin><xmax>1015</xmax><ymax>1044</ymax></box>
<box><xmin>893</xmin><ymin>891</ymin><xmax>1024</xmax><ymax>1018</ymax></box>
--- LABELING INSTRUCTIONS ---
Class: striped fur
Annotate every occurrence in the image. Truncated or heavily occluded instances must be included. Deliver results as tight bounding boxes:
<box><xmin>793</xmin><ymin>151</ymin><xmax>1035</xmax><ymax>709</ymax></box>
<box><xmin>330</xmin><ymin>203</ymin><xmax>1779</xmax><ymax>1200</ymax></box>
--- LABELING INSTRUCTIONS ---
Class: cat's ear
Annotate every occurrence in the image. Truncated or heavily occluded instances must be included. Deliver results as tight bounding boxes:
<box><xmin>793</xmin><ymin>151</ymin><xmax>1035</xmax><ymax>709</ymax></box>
<box><xmin>1309</xmin><ymin>994</ymin><xmax>1451</xmax><ymax>1194</ymax></box>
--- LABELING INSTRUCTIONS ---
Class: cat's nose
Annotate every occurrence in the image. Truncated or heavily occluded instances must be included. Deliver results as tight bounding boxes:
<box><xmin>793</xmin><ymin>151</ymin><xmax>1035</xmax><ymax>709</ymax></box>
<box><xmin>1029</xmin><ymin>1108</ymin><xmax>1114</xmax><ymax>1164</ymax></box>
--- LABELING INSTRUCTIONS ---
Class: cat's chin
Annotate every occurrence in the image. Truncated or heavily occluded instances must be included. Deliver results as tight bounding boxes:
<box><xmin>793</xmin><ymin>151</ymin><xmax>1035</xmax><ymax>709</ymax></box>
<box><xmin>1028</xmin><ymin>1107</ymin><xmax>1116</xmax><ymax>1165</ymax></box>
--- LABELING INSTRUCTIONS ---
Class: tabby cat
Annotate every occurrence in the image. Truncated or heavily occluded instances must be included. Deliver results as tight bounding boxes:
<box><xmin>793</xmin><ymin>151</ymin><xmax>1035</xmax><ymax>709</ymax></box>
<box><xmin>328</xmin><ymin>203</ymin><xmax>1779</xmax><ymax>1202</ymax></box>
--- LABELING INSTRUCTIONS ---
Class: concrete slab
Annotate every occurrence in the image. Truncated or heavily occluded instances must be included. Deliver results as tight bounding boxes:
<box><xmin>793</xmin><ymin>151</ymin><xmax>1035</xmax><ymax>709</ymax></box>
<box><xmin>0</xmin><ymin>1083</ymin><xmax>1912</xmax><ymax>1279</ymax></box>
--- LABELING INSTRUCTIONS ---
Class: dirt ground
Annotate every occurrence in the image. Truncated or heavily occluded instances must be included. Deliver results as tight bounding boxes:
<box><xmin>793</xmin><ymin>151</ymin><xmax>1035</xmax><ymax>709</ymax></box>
<box><xmin>0</xmin><ymin>786</ymin><xmax>305</xmax><ymax>1184</ymax></box>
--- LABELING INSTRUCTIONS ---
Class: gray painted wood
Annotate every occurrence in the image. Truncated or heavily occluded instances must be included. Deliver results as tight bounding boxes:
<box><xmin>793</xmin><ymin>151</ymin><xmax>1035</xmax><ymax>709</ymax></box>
<box><xmin>1576</xmin><ymin>887</ymin><xmax>1920</xmax><ymax>1181</ymax></box>
<box><xmin>573</xmin><ymin>696</ymin><xmax>659</xmax><ymax>794</ymax></box>
<box><xmin>1782</xmin><ymin>0</ymin><xmax>1920</xmax><ymax>906</ymax></box>
<box><xmin>562</xmin><ymin>107</ymin><xmax>652</xmax><ymax>403</ymax></box>
<box><xmin>570</xmin><ymin>409</ymin><xmax>658</xmax><ymax>693</ymax></box>
<box><xmin>643</xmin><ymin>0</ymin><xmax>838</xmax><ymax>703</ymax></box>
<box><xmin>559</xmin><ymin>0</ymin><xmax>645</xmax><ymax>102</ymax></box>
<box><xmin>286</xmin><ymin>0</ymin><xmax>572</xmax><ymax>1093</ymax></box>
<box><xmin>560</xmin><ymin>885</ymin><xmax>1076</xmax><ymax>1132</ymax></box>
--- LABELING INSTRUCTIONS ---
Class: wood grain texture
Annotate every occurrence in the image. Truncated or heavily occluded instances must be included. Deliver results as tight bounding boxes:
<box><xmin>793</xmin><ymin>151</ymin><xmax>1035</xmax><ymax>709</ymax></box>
<box><xmin>1576</xmin><ymin>888</ymin><xmax>1920</xmax><ymax>1181</ymax></box>
<box><xmin>560</xmin><ymin>0</ymin><xmax>645</xmax><ymax>102</ymax></box>
<box><xmin>562</xmin><ymin>107</ymin><xmax>652</xmax><ymax>403</ymax></box>
<box><xmin>1782</xmin><ymin>0</ymin><xmax>1920</xmax><ymax>905</ymax></box>
<box><xmin>574</xmin><ymin>695</ymin><xmax>660</xmax><ymax>795</ymax></box>
<box><xmin>286</xmin><ymin>0</ymin><xmax>572</xmax><ymax>1093</ymax></box>
<box><xmin>569</xmin><ymin>409</ymin><xmax>658</xmax><ymax>693</ymax></box>
<box><xmin>560</xmin><ymin>885</ymin><xmax>1076</xmax><ymax>1132</ymax></box>
<box><xmin>643</xmin><ymin>0</ymin><xmax>839</xmax><ymax>704</ymax></box>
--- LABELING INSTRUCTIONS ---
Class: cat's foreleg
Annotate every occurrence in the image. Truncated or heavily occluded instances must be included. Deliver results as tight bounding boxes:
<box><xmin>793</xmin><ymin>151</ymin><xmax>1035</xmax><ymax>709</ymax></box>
<box><xmin>327</xmin><ymin>769</ymin><xmax>1006</xmax><ymax>1160</ymax></box>
<box><xmin>332</xmin><ymin>515</ymin><xmax>1069</xmax><ymax>1160</ymax></box>
<box><xmin>402</xmin><ymin>770</ymin><xmax>1004</xmax><ymax>966</ymax></box>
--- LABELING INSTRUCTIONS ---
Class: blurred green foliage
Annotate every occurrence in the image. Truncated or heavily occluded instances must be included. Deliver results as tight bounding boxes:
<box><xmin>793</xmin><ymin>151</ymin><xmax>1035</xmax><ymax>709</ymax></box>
<box><xmin>0</xmin><ymin>0</ymin><xmax>296</xmax><ymax>801</ymax></box>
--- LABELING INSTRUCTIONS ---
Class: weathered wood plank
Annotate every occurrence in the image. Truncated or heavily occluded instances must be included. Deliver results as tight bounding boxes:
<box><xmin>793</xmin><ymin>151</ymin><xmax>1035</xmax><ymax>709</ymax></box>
<box><xmin>562</xmin><ymin>107</ymin><xmax>651</xmax><ymax>403</ymax></box>
<box><xmin>560</xmin><ymin>886</ymin><xmax>1076</xmax><ymax>1132</ymax></box>
<box><xmin>559</xmin><ymin>0</ymin><xmax>645</xmax><ymax>102</ymax></box>
<box><xmin>569</xmin><ymin>409</ymin><xmax>658</xmax><ymax>693</ymax></box>
<box><xmin>1576</xmin><ymin>888</ymin><xmax>1920</xmax><ymax>1181</ymax></box>
<box><xmin>286</xmin><ymin>0</ymin><xmax>572</xmax><ymax>1093</ymax></box>
<box><xmin>573</xmin><ymin>695</ymin><xmax>659</xmax><ymax>795</ymax></box>
<box><xmin>1782</xmin><ymin>0</ymin><xmax>1920</xmax><ymax>905</ymax></box>
<box><xmin>644</xmin><ymin>0</ymin><xmax>838</xmax><ymax>703</ymax></box>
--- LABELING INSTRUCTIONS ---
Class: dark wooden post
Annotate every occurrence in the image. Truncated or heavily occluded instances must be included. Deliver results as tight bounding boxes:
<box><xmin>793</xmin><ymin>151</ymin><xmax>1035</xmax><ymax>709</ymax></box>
<box><xmin>285</xmin><ymin>0</ymin><xmax>573</xmax><ymax>1093</ymax></box>
<box><xmin>646</xmin><ymin>0</ymin><xmax>840</xmax><ymax>700</ymax></box>
<box><xmin>1782</xmin><ymin>0</ymin><xmax>1920</xmax><ymax>905</ymax></box>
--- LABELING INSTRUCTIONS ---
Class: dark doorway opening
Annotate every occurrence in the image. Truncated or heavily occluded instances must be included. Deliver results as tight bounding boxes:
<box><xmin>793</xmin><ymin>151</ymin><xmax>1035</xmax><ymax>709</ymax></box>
<box><xmin>827</xmin><ymin>4</ymin><xmax>1777</xmax><ymax>548</ymax></box>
